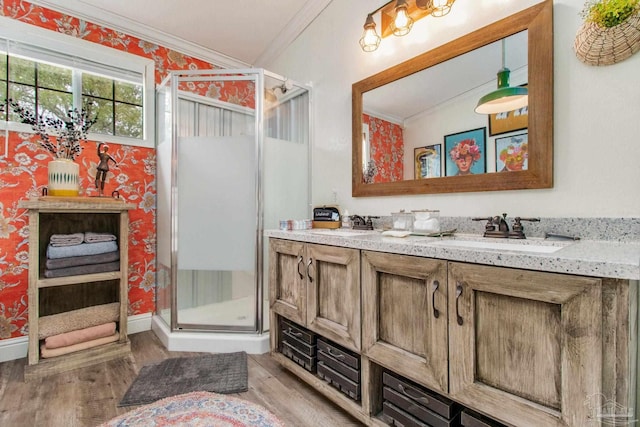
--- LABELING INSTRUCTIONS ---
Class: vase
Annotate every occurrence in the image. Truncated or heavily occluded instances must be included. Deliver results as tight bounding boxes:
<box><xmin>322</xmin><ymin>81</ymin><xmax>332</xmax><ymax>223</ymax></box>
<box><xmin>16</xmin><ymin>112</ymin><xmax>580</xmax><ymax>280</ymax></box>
<box><xmin>47</xmin><ymin>159</ymin><xmax>80</xmax><ymax>197</ymax></box>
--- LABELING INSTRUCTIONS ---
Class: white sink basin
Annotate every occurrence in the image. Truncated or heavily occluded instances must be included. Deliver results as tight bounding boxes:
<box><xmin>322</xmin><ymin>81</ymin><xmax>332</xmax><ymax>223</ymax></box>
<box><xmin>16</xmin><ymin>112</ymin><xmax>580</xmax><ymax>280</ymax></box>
<box><xmin>308</xmin><ymin>229</ymin><xmax>378</xmax><ymax>237</ymax></box>
<box><xmin>426</xmin><ymin>238</ymin><xmax>569</xmax><ymax>254</ymax></box>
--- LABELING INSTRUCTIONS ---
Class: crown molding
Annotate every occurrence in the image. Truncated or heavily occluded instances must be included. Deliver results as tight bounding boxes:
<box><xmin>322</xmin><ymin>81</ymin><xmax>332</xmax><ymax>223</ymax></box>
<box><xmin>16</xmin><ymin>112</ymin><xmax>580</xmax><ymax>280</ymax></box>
<box><xmin>28</xmin><ymin>0</ymin><xmax>250</xmax><ymax>69</ymax></box>
<box><xmin>254</xmin><ymin>0</ymin><xmax>333</xmax><ymax>67</ymax></box>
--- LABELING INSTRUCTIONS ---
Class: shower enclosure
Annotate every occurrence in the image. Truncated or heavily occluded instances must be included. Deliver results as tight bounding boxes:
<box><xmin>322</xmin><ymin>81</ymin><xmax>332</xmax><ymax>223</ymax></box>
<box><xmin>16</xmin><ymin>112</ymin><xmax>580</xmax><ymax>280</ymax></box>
<box><xmin>154</xmin><ymin>69</ymin><xmax>310</xmax><ymax>353</ymax></box>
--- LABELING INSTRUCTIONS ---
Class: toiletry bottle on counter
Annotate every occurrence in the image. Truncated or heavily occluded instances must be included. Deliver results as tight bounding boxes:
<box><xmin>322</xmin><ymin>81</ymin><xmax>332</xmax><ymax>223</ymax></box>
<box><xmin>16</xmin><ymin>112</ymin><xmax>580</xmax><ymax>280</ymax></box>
<box><xmin>342</xmin><ymin>210</ymin><xmax>351</xmax><ymax>228</ymax></box>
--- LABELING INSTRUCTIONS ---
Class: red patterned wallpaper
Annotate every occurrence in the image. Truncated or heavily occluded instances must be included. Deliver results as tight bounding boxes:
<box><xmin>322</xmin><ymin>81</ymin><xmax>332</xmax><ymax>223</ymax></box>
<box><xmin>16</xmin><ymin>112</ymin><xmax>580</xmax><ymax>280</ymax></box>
<box><xmin>362</xmin><ymin>114</ymin><xmax>404</xmax><ymax>183</ymax></box>
<box><xmin>0</xmin><ymin>1</ymin><xmax>254</xmax><ymax>340</ymax></box>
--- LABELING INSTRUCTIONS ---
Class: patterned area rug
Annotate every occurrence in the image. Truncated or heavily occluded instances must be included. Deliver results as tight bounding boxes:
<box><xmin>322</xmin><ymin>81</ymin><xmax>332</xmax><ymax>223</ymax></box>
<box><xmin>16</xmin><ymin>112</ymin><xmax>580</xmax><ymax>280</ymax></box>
<box><xmin>119</xmin><ymin>352</ymin><xmax>248</xmax><ymax>407</ymax></box>
<box><xmin>101</xmin><ymin>391</ymin><xmax>285</xmax><ymax>426</ymax></box>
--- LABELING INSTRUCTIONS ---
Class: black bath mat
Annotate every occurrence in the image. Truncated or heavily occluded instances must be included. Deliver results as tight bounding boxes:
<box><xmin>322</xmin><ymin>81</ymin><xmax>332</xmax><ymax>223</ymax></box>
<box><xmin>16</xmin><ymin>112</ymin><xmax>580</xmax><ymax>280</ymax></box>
<box><xmin>119</xmin><ymin>351</ymin><xmax>248</xmax><ymax>407</ymax></box>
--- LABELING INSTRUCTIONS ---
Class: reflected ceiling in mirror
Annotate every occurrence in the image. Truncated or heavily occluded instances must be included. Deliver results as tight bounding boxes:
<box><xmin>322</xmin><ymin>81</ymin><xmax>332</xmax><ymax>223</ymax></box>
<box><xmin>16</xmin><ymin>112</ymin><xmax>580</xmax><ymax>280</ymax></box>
<box><xmin>352</xmin><ymin>0</ymin><xmax>553</xmax><ymax>197</ymax></box>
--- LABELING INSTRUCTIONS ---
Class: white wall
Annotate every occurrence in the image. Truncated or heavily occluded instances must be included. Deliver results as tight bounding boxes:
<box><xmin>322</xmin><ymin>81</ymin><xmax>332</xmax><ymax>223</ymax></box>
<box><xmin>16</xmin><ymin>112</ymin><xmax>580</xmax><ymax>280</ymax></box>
<box><xmin>266</xmin><ymin>0</ymin><xmax>640</xmax><ymax>218</ymax></box>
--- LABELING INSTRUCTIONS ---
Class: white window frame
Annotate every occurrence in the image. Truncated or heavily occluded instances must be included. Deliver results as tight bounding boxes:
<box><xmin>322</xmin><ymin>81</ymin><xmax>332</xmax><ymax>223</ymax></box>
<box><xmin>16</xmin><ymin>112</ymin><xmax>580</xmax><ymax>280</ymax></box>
<box><xmin>0</xmin><ymin>16</ymin><xmax>155</xmax><ymax>148</ymax></box>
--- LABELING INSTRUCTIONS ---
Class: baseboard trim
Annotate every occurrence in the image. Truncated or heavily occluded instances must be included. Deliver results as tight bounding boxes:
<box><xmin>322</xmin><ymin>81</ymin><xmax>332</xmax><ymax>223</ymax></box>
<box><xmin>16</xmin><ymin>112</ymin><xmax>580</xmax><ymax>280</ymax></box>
<box><xmin>0</xmin><ymin>313</ymin><xmax>153</xmax><ymax>363</ymax></box>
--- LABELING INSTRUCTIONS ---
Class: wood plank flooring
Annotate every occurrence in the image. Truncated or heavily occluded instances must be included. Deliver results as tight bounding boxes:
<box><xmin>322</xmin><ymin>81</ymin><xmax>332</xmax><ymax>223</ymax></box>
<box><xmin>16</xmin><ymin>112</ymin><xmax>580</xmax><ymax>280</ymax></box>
<box><xmin>0</xmin><ymin>330</ymin><xmax>364</xmax><ymax>426</ymax></box>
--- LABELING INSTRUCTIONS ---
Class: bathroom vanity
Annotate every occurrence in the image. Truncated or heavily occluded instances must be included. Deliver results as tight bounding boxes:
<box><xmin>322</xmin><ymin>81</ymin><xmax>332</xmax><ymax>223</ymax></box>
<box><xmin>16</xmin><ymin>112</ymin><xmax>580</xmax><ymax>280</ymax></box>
<box><xmin>266</xmin><ymin>228</ymin><xmax>640</xmax><ymax>427</ymax></box>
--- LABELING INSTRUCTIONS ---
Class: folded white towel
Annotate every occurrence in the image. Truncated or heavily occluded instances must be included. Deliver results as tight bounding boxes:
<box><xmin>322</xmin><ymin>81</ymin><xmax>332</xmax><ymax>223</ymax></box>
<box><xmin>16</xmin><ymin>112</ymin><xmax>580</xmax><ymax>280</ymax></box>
<box><xmin>84</xmin><ymin>232</ymin><xmax>117</xmax><ymax>243</ymax></box>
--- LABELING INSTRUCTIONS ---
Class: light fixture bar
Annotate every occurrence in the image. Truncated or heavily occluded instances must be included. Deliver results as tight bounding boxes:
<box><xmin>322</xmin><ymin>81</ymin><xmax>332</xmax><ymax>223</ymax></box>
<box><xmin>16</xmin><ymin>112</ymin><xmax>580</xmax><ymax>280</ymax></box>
<box><xmin>360</xmin><ymin>0</ymin><xmax>457</xmax><ymax>52</ymax></box>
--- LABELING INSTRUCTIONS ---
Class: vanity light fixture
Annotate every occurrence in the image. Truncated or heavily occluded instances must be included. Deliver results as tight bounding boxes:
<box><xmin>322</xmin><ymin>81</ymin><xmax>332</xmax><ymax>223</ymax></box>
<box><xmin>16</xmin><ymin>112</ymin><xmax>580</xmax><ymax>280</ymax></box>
<box><xmin>359</xmin><ymin>14</ymin><xmax>381</xmax><ymax>52</ymax></box>
<box><xmin>475</xmin><ymin>39</ymin><xmax>528</xmax><ymax>114</ymax></box>
<box><xmin>416</xmin><ymin>0</ymin><xmax>456</xmax><ymax>17</ymax></box>
<box><xmin>359</xmin><ymin>0</ymin><xmax>457</xmax><ymax>52</ymax></box>
<box><xmin>391</xmin><ymin>0</ymin><xmax>414</xmax><ymax>36</ymax></box>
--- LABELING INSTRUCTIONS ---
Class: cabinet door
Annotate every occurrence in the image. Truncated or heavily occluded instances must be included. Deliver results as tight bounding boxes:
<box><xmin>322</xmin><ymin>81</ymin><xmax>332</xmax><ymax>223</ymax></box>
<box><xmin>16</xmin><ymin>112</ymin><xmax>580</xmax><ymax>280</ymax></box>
<box><xmin>306</xmin><ymin>243</ymin><xmax>361</xmax><ymax>352</ymax></box>
<box><xmin>269</xmin><ymin>239</ymin><xmax>306</xmax><ymax>325</ymax></box>
<box><xmin>362</xmin><ymin>251</ymin><xmax>448</xmax><ymax>393</ymax></box>
<box><xmin>448</xmin><ymin>262</ymin><xmax>602</xmax><ymax>427</ymax></box>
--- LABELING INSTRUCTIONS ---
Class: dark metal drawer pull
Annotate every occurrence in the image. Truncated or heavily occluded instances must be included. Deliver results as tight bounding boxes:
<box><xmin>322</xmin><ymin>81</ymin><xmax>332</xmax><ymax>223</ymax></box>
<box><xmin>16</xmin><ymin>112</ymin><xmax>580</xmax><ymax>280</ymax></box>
<box><xmin>326</xmin><ymin>348</ymin><xmax>344</xmax><ymax>359</ymax></box>
<box><xmin>432</xmin><ymin>280</ymin><xmax>440</xmax><ymax>319</ymax></box>
<box><xmin>398</xmin><ymin>384</ymin><xmax>430</xmax><ymax>406</ymax></box>
<box><xmin>456</xmin><ymin>282</ymin><xmax>464</xmax><ymax>325</ymax></box>
<box><xmin>297</xmin><ymin>255</ymin><xmax>304</xmax><ymax>279</ymax></box>
<box><xmin>287</xmin><ymin>327</ymin><xmax>303</xmax><ymax>338</ymax></box>
<box><xmin>306</xmin><ymin>258</ymin><xmax>313</xmax><ymax>282</ymax></box>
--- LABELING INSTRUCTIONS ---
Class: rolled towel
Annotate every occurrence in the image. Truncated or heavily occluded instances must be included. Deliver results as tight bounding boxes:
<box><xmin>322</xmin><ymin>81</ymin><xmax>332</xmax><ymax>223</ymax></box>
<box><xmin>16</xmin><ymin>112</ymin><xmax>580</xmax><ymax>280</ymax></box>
<box><xmin>84</xmin><ymin>232</ymin><xmax>117</xmax><ymax>243</ymax></box>
<box><xmin>45</xmin><ymin>322</ymin><xmax>116</xmax><ymax>349</ymax></box>
<box><xmin>44</xmin><ymin>260</ymin><xmax>120</xmax><ymax>278</ymax></box>
<box><xmin>46</xmin><ymin>241</ymin><xmax>118</xmax><ymax>259</ymax></box>
<box><xmin>39</xmin><ymin>302</ymin><xmax>120</xmax><ymax>339</ymax></box>
<box><xmin>40</xmin><ymin>332</ymin><xmax>120</xmax><ymax>358</ymax></box>
<box><xmin>49</xmin><ymin>233</ymin><xmax>85</xmax><ymax>247</ymax></box>
<box><xmin>45</xmin><ymin>250</ymin><xmax>120</xmax><ymax>270</ymax></box>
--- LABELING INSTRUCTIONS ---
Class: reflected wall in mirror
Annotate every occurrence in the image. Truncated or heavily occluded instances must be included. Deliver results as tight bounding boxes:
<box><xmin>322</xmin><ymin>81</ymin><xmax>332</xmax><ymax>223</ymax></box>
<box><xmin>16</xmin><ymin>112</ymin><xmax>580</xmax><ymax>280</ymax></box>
<box><xmin>352</xmin><ymin>0</ymin><xmax>553</xmax><ymax>197</ymax></box>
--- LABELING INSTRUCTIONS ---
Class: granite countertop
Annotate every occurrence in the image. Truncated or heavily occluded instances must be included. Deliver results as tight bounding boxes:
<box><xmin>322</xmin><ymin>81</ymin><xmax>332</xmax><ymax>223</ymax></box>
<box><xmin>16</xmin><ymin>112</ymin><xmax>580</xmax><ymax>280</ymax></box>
<box><xmin>265</xmin><ymin>229</ymin><xmax>640</xmax><ymax>280</ymax></box>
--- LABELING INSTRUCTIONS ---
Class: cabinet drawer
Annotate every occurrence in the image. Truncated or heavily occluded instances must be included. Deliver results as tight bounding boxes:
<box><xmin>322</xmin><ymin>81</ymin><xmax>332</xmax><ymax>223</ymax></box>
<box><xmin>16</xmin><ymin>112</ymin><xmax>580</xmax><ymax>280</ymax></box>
<box><xmin>317</xmin><ymin>361</ymin><xmax>360</xmax><ymax>401</ymax></box>
<box><xmin>281</xmin><ymin>318</ymin><xmax>316</xmax><ymax>345</ymax></box>
<box><xmin>281</xmin><ymin>341</ymin><xmax>316</xmax><ymax>372</ymax></box>
<box><xmin>461</xmin><ymin>410</ymin><xmax>506</xmax><ymax>427</ymax></box>
<box><xmin>381</xmin><ymin>401</ymin><xmax>430</xmax><ymax>427</ymax></box>
<box><xmin>383</xmin><ymin>387</ymin><xmax>461</xmax><ymax>427</ymax></box>
<box><xmin>317</xmin><ymin>350</ymin><xmax>360</xmax><ymax>382</ymax></box>
<box><xmin>383</xmin><ymin>372</ymin><xmax>459</xmax><ymax>419</ymax></box>
<box><xmin>282</xmin><ymin>329</ymin><xmax>316</xmax><ymax>356</ymax></box>
<box><xmin>317</xmin><ymin>337</ymin><xmax>360</xmax><ymax>369</ymax></box>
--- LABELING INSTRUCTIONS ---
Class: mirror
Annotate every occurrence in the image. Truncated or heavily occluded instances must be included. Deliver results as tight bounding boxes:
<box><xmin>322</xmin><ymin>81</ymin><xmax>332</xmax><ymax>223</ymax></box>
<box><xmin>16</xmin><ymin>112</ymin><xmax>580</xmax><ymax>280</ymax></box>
<box><xmin>352</xmin><ymin>0</ymin><xmax>553</xmax><ymax>196</ymax></box>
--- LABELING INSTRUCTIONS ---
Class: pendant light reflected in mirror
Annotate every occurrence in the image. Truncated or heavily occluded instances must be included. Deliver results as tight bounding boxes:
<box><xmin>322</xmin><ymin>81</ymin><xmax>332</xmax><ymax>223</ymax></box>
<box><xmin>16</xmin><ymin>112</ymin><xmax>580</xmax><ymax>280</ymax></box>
<box><xmin>475</xmin><ymin>39</ymin><xmax>528</xmax><ymax>114</ymax></box>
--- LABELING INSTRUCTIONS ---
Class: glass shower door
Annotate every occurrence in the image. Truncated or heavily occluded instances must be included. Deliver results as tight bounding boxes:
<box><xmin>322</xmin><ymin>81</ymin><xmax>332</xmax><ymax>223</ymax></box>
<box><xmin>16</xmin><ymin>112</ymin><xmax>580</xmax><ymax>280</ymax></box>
<box><xmin>159</xmin><ymin>70</ymin><xmax>261</xmax><ymax>332</ymax></box>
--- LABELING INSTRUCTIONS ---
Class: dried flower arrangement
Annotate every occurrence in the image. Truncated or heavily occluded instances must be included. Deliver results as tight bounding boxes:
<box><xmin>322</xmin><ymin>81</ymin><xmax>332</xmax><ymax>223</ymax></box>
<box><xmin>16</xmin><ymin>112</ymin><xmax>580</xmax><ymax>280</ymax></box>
<box><xmin>5</xmin><ymin>99</ymin><xmax>97</xmax><ymax>160</ymax></box>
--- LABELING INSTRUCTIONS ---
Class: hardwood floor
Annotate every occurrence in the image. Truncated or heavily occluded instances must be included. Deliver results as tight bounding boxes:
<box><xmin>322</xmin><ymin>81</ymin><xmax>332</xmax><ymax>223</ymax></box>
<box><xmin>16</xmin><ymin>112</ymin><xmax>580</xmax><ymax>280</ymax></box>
<box><xmin>0</xmin><ymin>330</ymin><xmax>364</xmax><ymax>426</ymax></box>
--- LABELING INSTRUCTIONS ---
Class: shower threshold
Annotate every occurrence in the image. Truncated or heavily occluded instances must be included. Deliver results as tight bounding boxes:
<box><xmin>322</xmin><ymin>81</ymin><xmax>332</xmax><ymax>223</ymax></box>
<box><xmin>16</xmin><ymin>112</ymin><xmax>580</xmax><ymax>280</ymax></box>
<box><xmin>151</xmin><ymin>315</ymin><xmax>270</xmax><ymax>354</ymax></box>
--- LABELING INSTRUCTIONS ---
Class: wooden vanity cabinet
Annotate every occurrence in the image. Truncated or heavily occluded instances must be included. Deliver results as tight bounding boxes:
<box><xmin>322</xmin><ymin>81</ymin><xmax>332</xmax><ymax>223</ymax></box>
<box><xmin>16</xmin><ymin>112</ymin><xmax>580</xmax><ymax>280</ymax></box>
<box><xmin>361</xmin><ymin>251</ymin><xmax>448</xmax><ymax>394</ymax></box>
<box><xmin>448</xmin><ymin>262</ymin><xmax>603</xmax><ymax>427</ymax></box>
<box><xmin>269</xmin><ymin>238</ymin><xmax>361</xmax><ymax>352</ymax></box>
<box><xmin>268</xmin><ymin>238</ymin><xmax>635</xmax><ymax>427</ymax></box>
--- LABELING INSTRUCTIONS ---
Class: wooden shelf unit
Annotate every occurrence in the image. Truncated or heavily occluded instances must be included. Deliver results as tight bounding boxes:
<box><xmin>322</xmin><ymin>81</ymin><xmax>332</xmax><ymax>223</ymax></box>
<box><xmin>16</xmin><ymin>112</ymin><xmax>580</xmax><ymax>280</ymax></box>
<box><xmin>19</xmin><ymin>197</ymin><xmax>135</xmax><ymax>381</ymax></box>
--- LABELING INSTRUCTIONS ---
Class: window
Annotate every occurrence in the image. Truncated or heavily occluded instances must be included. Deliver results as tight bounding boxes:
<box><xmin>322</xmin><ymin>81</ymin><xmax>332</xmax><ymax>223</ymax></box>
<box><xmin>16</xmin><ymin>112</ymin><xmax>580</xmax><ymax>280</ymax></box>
<box><xmin>0</xmin><ymin>17</ymin><xmax>154</xmax><ymax>147</ymax></box>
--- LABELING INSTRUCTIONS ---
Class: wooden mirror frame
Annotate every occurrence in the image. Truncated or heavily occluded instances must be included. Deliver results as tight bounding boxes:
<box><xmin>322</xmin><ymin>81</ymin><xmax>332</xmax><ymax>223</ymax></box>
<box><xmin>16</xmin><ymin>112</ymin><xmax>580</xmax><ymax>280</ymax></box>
<box><xmin>352</xmin><ymin>0</ymin><xmax>553</xmax><ymax>197</ymax></box>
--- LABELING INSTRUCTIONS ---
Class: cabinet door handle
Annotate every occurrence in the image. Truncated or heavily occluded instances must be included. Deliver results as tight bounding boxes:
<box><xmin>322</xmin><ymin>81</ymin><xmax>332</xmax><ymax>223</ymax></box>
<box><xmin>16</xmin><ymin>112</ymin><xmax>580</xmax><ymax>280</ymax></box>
<box><xmin>432</xmin><ymin>280</ymin><xmax>440</xmax><ymax>319</ymax></box>
<box><xmin>456</xmin><ymin>282</ymin><xmax>464</xmax><ymax>325</ymax></box>
<box><xmin>306</xmin><ymin>258</ymin><xmax>313</xmax><ymax>282</ymax></box>
<box><xmin>297</xmin><ymin>255</ymin><xmax>304</xmax><ymax>279</ymax></box>
<box><xmin>398</xmin><ymin>384</ymin><xmax>430</xmax><ymax>406</ymax></box>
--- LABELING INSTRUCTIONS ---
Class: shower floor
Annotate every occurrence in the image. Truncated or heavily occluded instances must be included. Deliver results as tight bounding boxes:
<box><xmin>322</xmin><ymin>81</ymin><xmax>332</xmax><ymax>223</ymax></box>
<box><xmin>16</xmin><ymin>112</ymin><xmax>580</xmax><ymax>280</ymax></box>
<box><xmin>159</xmin><ymin>296</ymin><xmax>270</xmax><ymax>330</ymax></box>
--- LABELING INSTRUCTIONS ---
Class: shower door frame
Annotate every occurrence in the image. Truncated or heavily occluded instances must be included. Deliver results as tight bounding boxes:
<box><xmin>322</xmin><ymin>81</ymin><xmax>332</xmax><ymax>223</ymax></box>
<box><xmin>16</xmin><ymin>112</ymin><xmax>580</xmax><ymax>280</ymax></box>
<box><xmin>167</xmin><ymin>68</ymin><xmax>265</xmax><ymax>334</ymax></box>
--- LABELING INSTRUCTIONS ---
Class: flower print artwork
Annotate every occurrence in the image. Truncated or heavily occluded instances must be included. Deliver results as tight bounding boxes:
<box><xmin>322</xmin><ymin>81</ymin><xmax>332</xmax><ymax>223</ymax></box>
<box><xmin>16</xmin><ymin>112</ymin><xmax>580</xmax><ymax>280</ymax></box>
<box><xmin>444</xmin><ymin>127</ymin><xmax>487</xmax><ymax>176</ymax></box>
<box><xmin>496</xmin><ymin>132</ymin><xmax>528</xmax><ymax>172</ymax></box>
